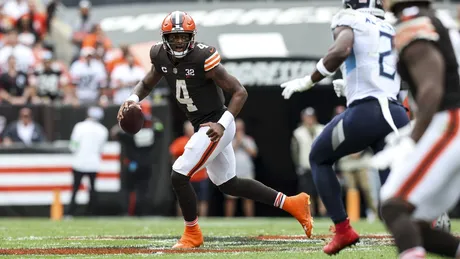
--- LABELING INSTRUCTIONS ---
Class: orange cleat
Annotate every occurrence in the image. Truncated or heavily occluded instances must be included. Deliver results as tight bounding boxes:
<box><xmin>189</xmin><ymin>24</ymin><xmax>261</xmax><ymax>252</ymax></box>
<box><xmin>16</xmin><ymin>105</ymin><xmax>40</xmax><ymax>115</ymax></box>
<box><xmin>172</xmin><ymin>224</ymin><xmax>204</xmax><ymax>249</ymax></box>
<box><xmin>283</xmin><ymin>192</ymin><xmax>314</xmax><ymax>238</ymax></box>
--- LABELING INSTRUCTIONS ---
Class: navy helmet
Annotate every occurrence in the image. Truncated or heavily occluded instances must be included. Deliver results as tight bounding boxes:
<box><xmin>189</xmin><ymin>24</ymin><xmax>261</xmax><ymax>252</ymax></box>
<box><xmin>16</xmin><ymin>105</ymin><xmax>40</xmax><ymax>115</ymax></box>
<box><xmin>343</xmin><ymin>0</ymin><xmax>385</xmax><ymax>18</ymax></box>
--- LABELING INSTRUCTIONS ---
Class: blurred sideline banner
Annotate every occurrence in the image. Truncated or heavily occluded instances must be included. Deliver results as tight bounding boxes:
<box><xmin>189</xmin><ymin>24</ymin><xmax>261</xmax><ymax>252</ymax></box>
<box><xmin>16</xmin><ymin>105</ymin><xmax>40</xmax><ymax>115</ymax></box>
<box><xmin>0</xmin><ymin>143</ymin><xmax>120</xmax><ymax>206</ymax></box>
<box><xmin>221</xmin><ymin>58</ymin><xmax>334</xmax><ymax>87</ymax></box>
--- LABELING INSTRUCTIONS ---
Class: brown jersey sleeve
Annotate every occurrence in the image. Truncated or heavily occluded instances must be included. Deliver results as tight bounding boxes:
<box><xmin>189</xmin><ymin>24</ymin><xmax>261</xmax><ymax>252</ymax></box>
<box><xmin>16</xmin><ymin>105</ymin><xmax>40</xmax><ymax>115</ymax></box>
<box><xmin>195</xmin><ymin>43</ymin><xmax>221</xmax><ymax>72</ymax></box>
<box><xmin>149</xmin><ymin>42</ymin><xmax>165</xmax><ymax>74</ymax></box>
<box><xmin>394</xmin><ymin>15</ymin><xmax>440</xmax><ymax>54</ymax></box>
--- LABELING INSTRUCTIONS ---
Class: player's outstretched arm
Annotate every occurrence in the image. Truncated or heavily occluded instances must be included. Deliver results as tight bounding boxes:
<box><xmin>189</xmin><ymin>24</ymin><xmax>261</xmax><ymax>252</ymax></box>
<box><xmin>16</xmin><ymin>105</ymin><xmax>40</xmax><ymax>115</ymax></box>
<box><xmin>403</xmin><ymin>41</ymin><xmax>445</xmax><ymax>142</ymax></box>
<box><xmin>205</xmin><ymin>64</ymin><xmax>248</xmax><ymax>118</ymax></box>
<box><xmin>310</xmin><ymin>26</ymin><xmax>354</xmax><ymax>83</ymax></box>
<box><xmin>279</xmin><ymin>26</ymin><xmax>353</xmax><ymax>99</ymax></box>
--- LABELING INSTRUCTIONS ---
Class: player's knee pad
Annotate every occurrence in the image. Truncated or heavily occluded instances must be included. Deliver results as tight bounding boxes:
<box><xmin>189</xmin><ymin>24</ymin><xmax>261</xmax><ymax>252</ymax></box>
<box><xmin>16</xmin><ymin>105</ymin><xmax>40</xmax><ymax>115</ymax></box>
<box><xmin>170</xmin><ymin>171</ymin><xmax>190</xmax><ymax>189</ymax></box>
<box><xmin>381</xmin><ymin>198</ymin><xmax>414</xmax><ymax>223</ymax></box>
<box><xmin>217</xmin><ymin>176</ymin><xmax>238</xmax><ymax>195</ymax></box>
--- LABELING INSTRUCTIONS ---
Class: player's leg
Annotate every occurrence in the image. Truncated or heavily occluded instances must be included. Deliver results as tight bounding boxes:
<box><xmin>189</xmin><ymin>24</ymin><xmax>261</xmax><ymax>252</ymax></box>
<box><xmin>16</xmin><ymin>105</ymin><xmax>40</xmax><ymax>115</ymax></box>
<box><xmin>135</xmin><ymin>166</ymin><xmax>152</xmax><ymax>216</ymax></box>
<box><xmin>170</xmin><ymin>171</ymin><xmax>201</xmax><ymax>248</ymax></box>
<box><xmin>381</xmin><ymin>110</ymin><xmax>460</xmax><ymax>258</ymax></box>
<box><xmin>308</xmin><ymin>108</ymin><xmax>367</xmax><ymax>253</ymax></box>
<box><xmin>170</xmin><ymin>121</ymin><xmax>237</xmax><ymax>248</ymax></box>
<box><xmin>412</xmin><ymin>168</ymin><xmax>460</xmax><ymax>257</ymax></box>
<box><xmin>417</xmin><ymin>220</ymin><xmax>459</xmax><ymax>257</ymax></box>
<box><xmin>86</xmin><ymin>172</ymin><xmax>97</xmax><ymax>215</ymax></box>
<box><xmin>209</xmin><ymin>143</ymin><xmax>313</xmax><ymax>237</ymax></box>
<box><xmin>309</xmin><ymin>99</ymin><xmax>407</xmax><ymax>255</ymax></box>
<box><xmin>67</xmin><ymin>169</ymin><xmax>84</xmax><ymax>216</ymax></box>
<box><xmin>381</xmin><ymin>181</ymin><xmax>460</xmax><ymax>258</ymax></box>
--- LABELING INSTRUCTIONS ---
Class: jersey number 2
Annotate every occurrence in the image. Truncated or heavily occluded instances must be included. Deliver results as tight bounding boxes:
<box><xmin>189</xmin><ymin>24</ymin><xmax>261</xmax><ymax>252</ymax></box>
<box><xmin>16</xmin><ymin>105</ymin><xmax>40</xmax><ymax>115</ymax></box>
<box><xmin>379</xmin><ymin>31</ymin><xmax>396</xmax><ymax>80</ymax></box>
<box><xmin>176</xmin><ymin>79</ymin><xmax>198</xmax><ymax>112</ymax></box>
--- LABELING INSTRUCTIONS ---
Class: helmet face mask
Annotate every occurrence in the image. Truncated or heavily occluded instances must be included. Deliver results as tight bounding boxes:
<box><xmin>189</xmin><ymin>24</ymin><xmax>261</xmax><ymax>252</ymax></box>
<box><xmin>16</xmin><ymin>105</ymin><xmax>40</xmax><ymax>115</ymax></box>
<box><xmin>162</xmin><ymin>32</ymin><xmax>195</xmax><ymax>59</ymax></box>
<box><xmin>161</xmin><ymin>11</ymin><xmax>197</xmax><ymax>59</ymax></box>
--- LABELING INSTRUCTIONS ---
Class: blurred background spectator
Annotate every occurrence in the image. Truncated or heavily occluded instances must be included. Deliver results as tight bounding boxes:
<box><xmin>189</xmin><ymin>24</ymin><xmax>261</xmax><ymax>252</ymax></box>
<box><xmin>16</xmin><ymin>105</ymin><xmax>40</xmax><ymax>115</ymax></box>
<box><xmin>105</xmin><ymin>44</ymin><xmax>141</xmax><ymax>75</ymax></box>
<box><xmin>69</xmin><ymin>46</ymin><xmax>107</xmax><ymax>105</ymax></box>
<box><xmin>0</xmin><ymin>29</ymin><xmax>35</xmax><ymax>73</ymax></box>
<box><xmin>16</xmin><ymin>14</ymin><xmax>40</xmax><ymax>47</ymax></box>
<box><xmin>0</xmin><ymin>11</ymin><xmax>15</xmax><ymax>40</ymax></box>
<box><xmin>0</xmin><ymin>55</ymin><xmax>32</xmax><ymax>105</ymax></box>
<box><xmin>110</xmin><ymin>52</ymin><xmax>145</xmax><ymax>105</ymax></box>
<box><xmin>29</xmin><ymin>51</ymin><xmax>70</xmax><ymax>105</ymax></box>
<box><xmin>291</xmin><ymin>107</ymin><xmax>326</xmax><ymax>217</ymax></box>
<box><xmin>111</xmin><ymin>102</ymin><xmax>164</xmax><ymax>216</ymax></box>
<box><xmin>3</xmin><ymin>0</ymin><xmax>29</xmax><ymax>21</ymax></box>
<box><xmin>225</xmin><ymin>118</ymin><xmax>258</xmax><ymax>217</ymax></box>
<box><xmin>2</xmin><ymin>107</ymin><xmax>46</xmax><ymax>146</ymax></box>
<box><xmin>81</xmin><ymin>24</ymin><xmax>111</xmax><ymax>61</ymax></box>
<box><xmin>70</xmin><ymin>0</ymin><xmax>96</xmax><ymax>62</ymax></box>
<box><xmin>67</xmin><ymin>106</ymin><xmax>108</xmax><ymax>217</ymax></box>
<box><xmin>170</xmin><ymin>120</ymin><xmax>209</xmax><ymax>218</ymax></box>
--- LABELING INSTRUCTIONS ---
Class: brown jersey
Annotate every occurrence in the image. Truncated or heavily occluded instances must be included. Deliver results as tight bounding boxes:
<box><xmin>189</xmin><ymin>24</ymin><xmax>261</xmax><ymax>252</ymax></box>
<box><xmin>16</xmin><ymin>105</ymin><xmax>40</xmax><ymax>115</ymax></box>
<box><xmin>150</xmin><ymin>42</ymin><xmax>226</xmax><ymax>128</ymax></box>
<box><xmin>394</xmin><ymin>8</ymin><xmax>460</xmax><ymax>111</ymax></box>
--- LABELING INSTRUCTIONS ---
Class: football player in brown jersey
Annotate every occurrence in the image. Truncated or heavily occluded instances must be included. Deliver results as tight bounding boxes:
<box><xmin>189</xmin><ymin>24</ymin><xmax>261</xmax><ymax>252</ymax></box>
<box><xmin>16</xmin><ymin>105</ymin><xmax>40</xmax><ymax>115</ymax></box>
<box><xmin>116</xmin><ymin>11</ymin><xmax>313</xmax><ymax>249</ymax></box>
<box><xmin>373</xmin><ymin>0</ymin><xmax>460</xmax><ymax>258</ymax></box>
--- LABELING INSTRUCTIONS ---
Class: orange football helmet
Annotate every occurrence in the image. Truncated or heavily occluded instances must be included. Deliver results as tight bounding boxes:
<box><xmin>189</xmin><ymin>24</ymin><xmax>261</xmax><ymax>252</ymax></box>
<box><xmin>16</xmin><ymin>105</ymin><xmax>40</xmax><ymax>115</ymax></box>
<box><xmin>161</xmin><ymin>11</ymin><xmax>197</xmax><ymax>58</ymax></box>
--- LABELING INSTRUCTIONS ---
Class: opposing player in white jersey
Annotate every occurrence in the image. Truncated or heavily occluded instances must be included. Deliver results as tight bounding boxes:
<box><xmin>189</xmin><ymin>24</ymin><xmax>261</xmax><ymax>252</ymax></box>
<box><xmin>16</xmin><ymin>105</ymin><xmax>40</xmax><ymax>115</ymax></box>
<box><xmin>280</xmin><ymin>0</ymin><xmax>410</xmax><ymax>255</ymax></box>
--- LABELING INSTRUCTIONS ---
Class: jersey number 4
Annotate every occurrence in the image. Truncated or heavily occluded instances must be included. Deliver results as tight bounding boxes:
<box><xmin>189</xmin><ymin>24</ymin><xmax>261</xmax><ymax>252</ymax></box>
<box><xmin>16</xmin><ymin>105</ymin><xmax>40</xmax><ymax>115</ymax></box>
<box><xmin>176</xmin><ymin>79</ymin><xmax>198</xmax><ymax>112</ymax></box>
<box><xmin>379</xmin><ymin>31</ymin><xmax>396</xmax><ymax>80</ymax></box>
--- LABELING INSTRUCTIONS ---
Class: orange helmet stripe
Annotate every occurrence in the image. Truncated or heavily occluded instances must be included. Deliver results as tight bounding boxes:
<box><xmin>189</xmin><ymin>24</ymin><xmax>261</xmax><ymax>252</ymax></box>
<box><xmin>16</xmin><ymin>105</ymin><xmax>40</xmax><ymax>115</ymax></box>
<box><xmin>161</xmin><ymin>11</ymin><xmax>196</xmax><ymax>33</ymax></box>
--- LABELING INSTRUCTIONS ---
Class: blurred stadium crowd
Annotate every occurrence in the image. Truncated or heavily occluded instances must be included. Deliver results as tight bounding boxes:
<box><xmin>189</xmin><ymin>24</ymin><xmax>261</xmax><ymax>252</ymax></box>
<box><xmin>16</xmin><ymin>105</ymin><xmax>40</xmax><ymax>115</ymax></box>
<box><xmin>0</xmin><ymin>0</ymin><xmax>146</xmax><ymax>110</ymax></box>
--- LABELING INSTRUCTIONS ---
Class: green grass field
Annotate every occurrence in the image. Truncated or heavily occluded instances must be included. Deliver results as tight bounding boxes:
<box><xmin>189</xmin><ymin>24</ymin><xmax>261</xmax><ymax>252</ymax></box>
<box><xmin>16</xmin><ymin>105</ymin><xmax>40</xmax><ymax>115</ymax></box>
<box><xmin>0</xmin><ymin>217</ymin><xmax>458</xmax><ymax>258</ymax></box>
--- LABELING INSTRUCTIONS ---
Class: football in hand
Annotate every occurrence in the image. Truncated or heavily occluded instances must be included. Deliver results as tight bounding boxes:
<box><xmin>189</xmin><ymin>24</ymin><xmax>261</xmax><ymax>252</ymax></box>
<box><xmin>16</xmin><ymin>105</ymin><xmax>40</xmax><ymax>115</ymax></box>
<box><xmin>119</xmin><ymin>103</ymin><xmax>144</xmax><ymax>135</ymax></box>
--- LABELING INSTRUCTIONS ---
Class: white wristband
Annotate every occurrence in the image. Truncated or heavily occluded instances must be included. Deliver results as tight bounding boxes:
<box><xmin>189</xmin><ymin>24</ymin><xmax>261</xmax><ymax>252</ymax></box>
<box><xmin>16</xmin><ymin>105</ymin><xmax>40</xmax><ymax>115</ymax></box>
<box><xmin>127</xmin><ymin>94</ymin><xmax>139</xmax><ymax>103</ymax></box>
<box><xmin>217</xmin><ymin>111</ymin><xmax>234</xmax><ymax>129</ymax></box>
<box><xmin>316</xmin><ymin>58</ymin><xmax>335</xmax><ymax>77</ymax></box>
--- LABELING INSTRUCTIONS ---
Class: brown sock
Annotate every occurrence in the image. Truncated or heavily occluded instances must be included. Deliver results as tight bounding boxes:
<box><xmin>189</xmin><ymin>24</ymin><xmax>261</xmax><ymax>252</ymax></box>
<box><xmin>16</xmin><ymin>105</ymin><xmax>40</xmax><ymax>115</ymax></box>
<box><xmin>417</xmin><ymin>221</ymin><xmax>460</xmax><ymax>257</ymax></box>
<box><xmin>171</xmin><ymin>171</ymin><xmax>198</xmax><ymax>222</ymax></box>
<box><xmin>218</xmin><ymin>177</ymin><xmax>283</xmax><ymax>206</ymax></box>
<box><xmin>381</xmin><ymin>199</ymin><xmax>422</xmax><ymax>254</ymax></box>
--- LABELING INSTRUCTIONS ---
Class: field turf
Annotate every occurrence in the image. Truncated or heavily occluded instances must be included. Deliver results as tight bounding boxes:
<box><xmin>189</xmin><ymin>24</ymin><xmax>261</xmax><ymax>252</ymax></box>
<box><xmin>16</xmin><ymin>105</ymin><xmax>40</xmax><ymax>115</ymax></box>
<box><xmin>0</xmin><ymin>217</ymin><xmax>458</xmax><ymax>258</ymax></box>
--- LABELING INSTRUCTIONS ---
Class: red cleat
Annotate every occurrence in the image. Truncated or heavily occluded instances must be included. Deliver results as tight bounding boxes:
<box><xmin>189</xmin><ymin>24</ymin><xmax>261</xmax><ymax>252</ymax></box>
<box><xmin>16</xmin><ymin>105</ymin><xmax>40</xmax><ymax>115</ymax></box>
<box><xmin>323</xmin><ymin>219</ymin><xmax>360</xmax><ymax>255</ymax></box>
